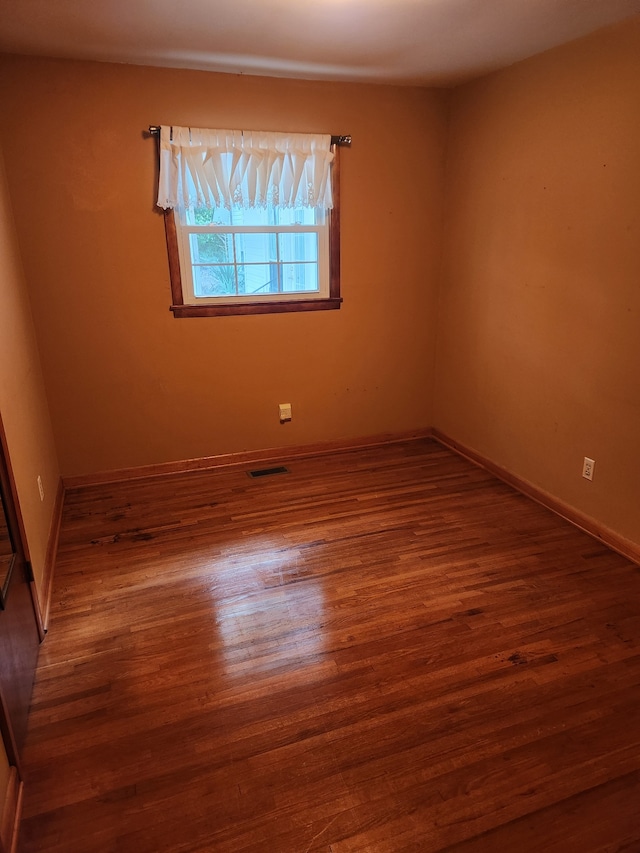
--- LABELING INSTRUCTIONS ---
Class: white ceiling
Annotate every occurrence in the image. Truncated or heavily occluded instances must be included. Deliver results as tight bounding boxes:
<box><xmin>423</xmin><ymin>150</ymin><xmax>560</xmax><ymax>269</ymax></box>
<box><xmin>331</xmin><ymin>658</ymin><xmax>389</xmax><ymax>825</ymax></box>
<box><xmin>0</xmin><ymin>0</ymin><xmax>639</xmax><ymax>87</ymax></box>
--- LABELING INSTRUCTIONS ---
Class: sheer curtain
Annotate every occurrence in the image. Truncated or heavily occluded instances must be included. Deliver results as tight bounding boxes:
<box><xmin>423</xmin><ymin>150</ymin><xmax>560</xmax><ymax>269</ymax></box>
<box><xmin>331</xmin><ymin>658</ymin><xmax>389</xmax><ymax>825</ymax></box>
<box><xmin>156</xmin><ymin>126</ymin><xmax>334</xmax><ymax>212</ymax></box>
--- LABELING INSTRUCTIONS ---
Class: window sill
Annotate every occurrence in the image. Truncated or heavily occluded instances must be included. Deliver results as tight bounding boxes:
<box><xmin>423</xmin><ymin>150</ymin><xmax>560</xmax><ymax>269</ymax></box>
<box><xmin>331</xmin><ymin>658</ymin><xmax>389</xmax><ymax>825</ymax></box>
<box><xmin>170</xmin><ymin>297</ymin><xmax>342</xmax><ymax>317</ymax></box>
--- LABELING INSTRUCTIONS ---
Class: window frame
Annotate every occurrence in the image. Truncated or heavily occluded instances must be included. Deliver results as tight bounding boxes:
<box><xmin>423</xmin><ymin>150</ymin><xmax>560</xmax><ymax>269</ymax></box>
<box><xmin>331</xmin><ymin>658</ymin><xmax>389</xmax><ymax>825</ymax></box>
<box><xmin>164</xmin><ymin>146</ymin><xmax>342</xmax><ymax>318</ymax></box>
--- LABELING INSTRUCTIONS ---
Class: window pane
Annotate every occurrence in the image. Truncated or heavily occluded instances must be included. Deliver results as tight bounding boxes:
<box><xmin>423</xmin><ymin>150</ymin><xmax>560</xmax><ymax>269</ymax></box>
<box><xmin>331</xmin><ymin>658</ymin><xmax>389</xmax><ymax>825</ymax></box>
<box><xmin>278</xmin><ymin>233</ymin><xmax>318</xmax><ymax>264</ymax></box>
<box><xmin>281</xmin><ymin>263</ymin><xmax>318</xmax><ymax>292</ymax></box>
<box><xmin>232</xmin><ymin>206</ymin><xmax>273</xmax><ymax>226</ymax></box>
<box><xmin>193</xmin><ymin>265</ymin><xmax>237</xmax><ymax>296</ymax></box>
<box><xmin>275</xmin><ymin>207</ymin><xmax>320</xmax><ymax>226</ymax></box>
<box><xmin>239</xmin><ymin>264</ymin><xmax>279</xmax><ymax>295</ymax></box>
<box><xmin>190</xmin><ymin>233</ymin><xmax>233</xmax><ymax>264</ymax></box>
<box><xmin>234</xmin><ymin>233</ymin><xmax>276</xmax><ymax>265</ymax></box>
<box><xmin>185</xmin><ymin>206</ymin><xmax>232</xmax><ymax>227</ymax></box>
<box><xmin>184</xmin><ymin>204</ymin><xmax>322</xmax><ymax>227</ymax></box>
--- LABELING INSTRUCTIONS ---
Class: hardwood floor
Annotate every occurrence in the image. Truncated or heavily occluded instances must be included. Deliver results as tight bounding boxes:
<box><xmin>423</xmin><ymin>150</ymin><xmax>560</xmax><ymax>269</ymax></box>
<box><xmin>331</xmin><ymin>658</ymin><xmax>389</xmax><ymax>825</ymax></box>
<box><xmin>17</xmin><ymin>439</ymin><xmax>640</xmax><ymax>852</ymax></box>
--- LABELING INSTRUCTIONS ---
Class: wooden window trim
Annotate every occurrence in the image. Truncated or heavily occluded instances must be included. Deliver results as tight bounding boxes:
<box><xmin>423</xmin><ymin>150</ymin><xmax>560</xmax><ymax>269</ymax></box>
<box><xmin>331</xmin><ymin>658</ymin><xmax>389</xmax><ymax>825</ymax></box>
<box><xmin>164</xmin><ymin>146</ymin><xmax>342</xmax><ymax>318</ymax></box>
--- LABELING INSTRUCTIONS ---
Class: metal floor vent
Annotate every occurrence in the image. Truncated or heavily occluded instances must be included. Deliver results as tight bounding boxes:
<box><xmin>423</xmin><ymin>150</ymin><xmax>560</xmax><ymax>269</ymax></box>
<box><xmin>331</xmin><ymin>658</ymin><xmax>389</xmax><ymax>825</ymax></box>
<box><xmin>247</xmin><ymin>465</ymin><xmax>290</xmax><ymax>479</ymax></box>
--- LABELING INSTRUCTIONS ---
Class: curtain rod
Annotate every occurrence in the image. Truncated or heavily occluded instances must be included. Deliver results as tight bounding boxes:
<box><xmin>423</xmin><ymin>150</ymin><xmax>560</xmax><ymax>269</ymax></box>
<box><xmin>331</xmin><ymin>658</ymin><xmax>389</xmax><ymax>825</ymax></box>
<box><xmin>147</xmin><ymin>126</ymin><xmax>351</xmax><ymax>146</ymax></box>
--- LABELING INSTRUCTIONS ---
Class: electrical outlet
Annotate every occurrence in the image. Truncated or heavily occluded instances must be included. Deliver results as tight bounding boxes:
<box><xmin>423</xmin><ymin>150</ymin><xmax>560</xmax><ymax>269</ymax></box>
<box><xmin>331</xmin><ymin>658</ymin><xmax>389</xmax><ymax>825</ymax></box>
<box><xmin>37</xmin><ymin>475</ymin><xmax>45</xmax><ymax>501</ymax></box>
<box><xmin>278</xmin><ymin>403</ymin><xmax>292</xmax><ymax>422</ymax></box>
<box><xmin>582</xmin><ymin>457</ymin><xmax>595</xmax><ymax>481</ymax></box>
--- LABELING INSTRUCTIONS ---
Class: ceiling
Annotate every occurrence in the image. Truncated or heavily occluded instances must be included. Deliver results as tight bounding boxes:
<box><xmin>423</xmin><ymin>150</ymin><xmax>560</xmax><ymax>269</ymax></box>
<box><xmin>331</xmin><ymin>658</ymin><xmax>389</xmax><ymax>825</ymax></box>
<box><xmin>0</xmin><ymin>0</ymin><xmax>639</xmax><ymax>87</ymax></box>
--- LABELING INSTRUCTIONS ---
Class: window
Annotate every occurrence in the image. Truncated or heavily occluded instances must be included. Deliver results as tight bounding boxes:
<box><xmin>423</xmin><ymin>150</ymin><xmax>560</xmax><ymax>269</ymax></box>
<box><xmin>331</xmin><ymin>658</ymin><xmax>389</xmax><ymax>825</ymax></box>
<box><xmin>156</xmin><ymin>126</ymin><xmax>343</xmax><ymax>317</ymax></box>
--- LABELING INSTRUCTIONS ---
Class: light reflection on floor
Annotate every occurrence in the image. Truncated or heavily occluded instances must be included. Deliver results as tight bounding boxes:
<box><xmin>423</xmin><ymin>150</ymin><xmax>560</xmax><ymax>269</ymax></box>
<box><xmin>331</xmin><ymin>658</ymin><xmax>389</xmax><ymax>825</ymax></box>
<box><xmin>205</xmin><ymin>536</ymin><xmax>329</xmax><ymax>681</ymax></box>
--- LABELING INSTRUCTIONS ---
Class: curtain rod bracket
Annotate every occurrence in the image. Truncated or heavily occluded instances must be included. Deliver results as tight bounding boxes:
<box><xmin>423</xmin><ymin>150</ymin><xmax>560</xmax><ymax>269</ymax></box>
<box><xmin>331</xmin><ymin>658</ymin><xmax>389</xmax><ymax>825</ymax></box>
<box><xmin>147</xmin><ymin>126</ymin><xmax>351</xmax><ymax>146</ymax></box>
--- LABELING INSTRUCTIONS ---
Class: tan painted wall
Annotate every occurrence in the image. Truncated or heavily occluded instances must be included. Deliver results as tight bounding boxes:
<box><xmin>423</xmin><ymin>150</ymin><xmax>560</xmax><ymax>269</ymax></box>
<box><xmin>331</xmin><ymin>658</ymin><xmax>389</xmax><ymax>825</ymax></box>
<box><xmin>434</xmin><ymin>17</ymin><xmax>640</xmax><ymax>548</ymax></box>
<box><xmin>0</xmin><ymin>57</ymin><xmax>448</xmax><ymax>478</ymax></box>
<box><xmin>0</xmin><ymin>147</ymin><xmax>60</xmax><ymax>592</ymax></box>
<box><xmin>0</xmin><ymin>139</ymin><xmax>60</xmax><ymax>827</ymax></box>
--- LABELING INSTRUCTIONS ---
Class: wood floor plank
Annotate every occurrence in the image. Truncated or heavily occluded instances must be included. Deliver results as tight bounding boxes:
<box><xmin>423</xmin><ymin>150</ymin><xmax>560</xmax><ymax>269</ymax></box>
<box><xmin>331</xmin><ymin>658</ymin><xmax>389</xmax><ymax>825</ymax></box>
<box><xmin>16</xmin><ymin>439</ymin><xmax>640</xmax><ymax>852</ymax></box>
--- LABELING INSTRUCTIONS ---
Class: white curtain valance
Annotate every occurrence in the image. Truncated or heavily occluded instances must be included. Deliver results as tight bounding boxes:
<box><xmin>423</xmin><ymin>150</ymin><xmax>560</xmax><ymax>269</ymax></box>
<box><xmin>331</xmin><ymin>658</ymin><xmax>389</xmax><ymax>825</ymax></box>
<box><xmin>157</xmin><ymin>126</ymin><xmax>334</xmax><ymax>212</ymax></box>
